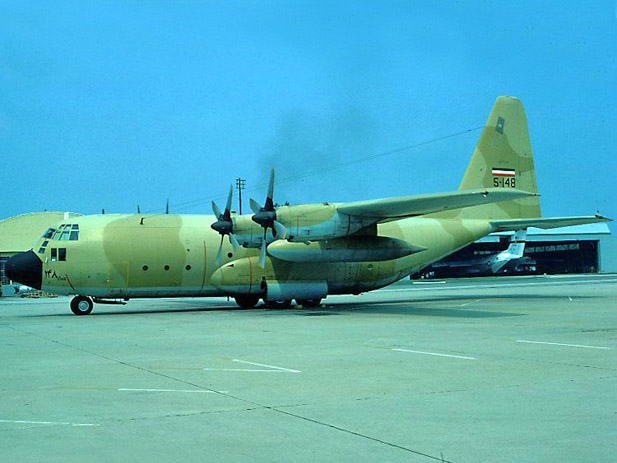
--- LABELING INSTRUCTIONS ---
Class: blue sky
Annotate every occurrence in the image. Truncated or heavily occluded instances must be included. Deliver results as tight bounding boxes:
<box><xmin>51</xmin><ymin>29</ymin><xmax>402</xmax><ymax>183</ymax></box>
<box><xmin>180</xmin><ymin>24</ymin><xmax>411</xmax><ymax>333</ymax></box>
<box><xmin>1</xmin><ymin>1</ymin><xmax>615</xmax><ymax>227</ymax></box>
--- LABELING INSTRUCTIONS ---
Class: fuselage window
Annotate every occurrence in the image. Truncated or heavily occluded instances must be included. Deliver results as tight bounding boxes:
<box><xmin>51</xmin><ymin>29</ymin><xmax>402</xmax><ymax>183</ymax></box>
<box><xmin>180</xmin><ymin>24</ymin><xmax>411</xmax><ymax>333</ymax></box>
<box><xmin>51</xmin><ymin>229</ymin><xmax>62</xmax><ymax>240</ymax></box>
<box><xmin>38</xmin><ymin>247</ymin><xmax>46</xmax><ymax>254</ymax></box>
<box><xmin>164</xmin><ymin>265</ymin><xmax>170</xmax><ymax>271</ymax></box>
<box><xmin>59</xmin><ymin>230</ymin><xmax>70</xmax><ymax>241</ymax></box>
<box><xmin>59</xmin><ymin>248</ymin><xmax>66</xmax><ymax>261</ymax></box>
<box><xmin>42</xmin><ymin>240</ymin><xmax>49</xmax><ymax>247</ymax></box>
<box><xmin>51</xmin><ymin>248</ymin><xmax>57</xmax><ymax>262</ymax></box>
<box><xmin>71</xmin><ymin>224</ymin><xmax>79</xmax><ymax>230</ymax></box>
<box><xmin>69</xmin><ymin>231</ymin><xmax>79</xmax><ymax>241</ymax></box>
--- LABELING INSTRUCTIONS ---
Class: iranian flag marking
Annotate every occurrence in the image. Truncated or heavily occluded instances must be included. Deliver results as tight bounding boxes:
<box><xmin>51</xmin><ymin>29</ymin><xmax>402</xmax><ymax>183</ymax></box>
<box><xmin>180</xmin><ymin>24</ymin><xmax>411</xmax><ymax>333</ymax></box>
<box><xmin>492</xmin><ymin>168</ymin><xmax>516</xmax><ymax>177</ymax></box>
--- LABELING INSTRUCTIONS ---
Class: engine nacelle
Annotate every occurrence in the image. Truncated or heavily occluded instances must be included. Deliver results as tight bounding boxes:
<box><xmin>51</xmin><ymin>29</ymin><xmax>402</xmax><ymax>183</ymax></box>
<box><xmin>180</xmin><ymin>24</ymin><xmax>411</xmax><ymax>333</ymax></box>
<box><xmin>267</xmin><ymin>236</ymin><xmax>424</xmax><ymax>263</ymax></box>
<box><xmin>230</xmin><ymin>203</ymin><xmax>373</xmax><ymax>248</ymax></box>
<box><xmin>209</xmin><ymin>257</ymin><xmax>328</xmax><ymax>302</ymax></box>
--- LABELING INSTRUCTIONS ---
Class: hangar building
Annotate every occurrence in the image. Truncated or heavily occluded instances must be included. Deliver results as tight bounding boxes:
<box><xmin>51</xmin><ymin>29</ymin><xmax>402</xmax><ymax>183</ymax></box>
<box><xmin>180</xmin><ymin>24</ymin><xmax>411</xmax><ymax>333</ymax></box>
<box><xmin>418</xmin><ymin>223</ymin><xmax>615</xmax><ymax>278</ymax></box>
<box><xmin>0</xmin><ymin>212</ymin><xmax>82</xmax><ymax>288</ymax></box>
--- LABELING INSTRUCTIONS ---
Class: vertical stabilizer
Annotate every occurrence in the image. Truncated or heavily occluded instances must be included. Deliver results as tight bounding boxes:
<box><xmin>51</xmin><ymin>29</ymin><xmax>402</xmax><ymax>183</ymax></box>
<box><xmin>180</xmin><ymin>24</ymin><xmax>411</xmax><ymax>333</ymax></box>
<box><xmin>458</xmin><ymin>96</ymin><xmax>541</xmax><ymax>220</ymax></box>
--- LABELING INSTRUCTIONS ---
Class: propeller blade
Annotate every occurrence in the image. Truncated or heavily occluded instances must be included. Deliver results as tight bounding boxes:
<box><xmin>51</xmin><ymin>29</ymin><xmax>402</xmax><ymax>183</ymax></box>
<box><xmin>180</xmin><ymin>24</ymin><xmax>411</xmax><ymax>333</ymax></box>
<box><xmin>266</xmin><ymin>167</ymin><xmax>275</xmax><ymax>203</ymax></box>
<box><xmin>250</xmin><ymin>198</ymin><xmax>261</xmax><ymax>214</ymax></box>
<box><xmin>212</xmin><ymin>201</ymin><xmax>221</xmax><ymax>218</ymax></box>
<box><xmin>259</xmin><ymin>239</ymin><xmax>267</xmax><ymax>268</ymax></box>
<box><xmin>273</xmin><ymin>220</ymin><xmax>286</xmax><ymax>239</ymax></box>
<box><xmin>216</xmin><ymin>235</ymin><xmax>224</xmax><ymax>267</ymax></box>
<box><xmin>225</xmin><ymin>184</ymin><xmax>233</xmax><ymax>213</ymax></box>
<box><xmin>229</xmin><ymin>233</ymin><xmax>240</xmax><ymax>252</ymax></box>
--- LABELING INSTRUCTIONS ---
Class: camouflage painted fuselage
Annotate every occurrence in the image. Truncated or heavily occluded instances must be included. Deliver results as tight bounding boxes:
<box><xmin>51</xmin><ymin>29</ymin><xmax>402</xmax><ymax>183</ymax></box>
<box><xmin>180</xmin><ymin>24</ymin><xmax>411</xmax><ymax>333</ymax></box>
<box><xmin>35</xmin><ymin>213</ymin><xmax>491</xmax><ymax>298</ymax></box>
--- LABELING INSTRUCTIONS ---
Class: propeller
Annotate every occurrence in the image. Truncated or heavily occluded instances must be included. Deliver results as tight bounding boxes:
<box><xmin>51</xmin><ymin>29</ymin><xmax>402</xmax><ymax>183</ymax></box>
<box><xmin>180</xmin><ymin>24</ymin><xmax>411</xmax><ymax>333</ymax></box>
<box><xmin>211</xmin><ymin>185</ymin><xmax>240</xmax><ymax>266</ymax></box>
<box><xmin>250</xmin><ymin>167</ymin><xmax>287</xmax><ymax>267</ymax></box>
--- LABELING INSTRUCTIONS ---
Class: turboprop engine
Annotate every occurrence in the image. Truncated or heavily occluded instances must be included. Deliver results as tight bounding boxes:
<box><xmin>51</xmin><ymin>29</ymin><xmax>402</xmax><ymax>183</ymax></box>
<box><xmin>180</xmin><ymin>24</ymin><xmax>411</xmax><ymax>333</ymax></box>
<box><xmin>209</xmin><ymin>256</ymin><xmax>328</xmax><ymax>301</ymax></box>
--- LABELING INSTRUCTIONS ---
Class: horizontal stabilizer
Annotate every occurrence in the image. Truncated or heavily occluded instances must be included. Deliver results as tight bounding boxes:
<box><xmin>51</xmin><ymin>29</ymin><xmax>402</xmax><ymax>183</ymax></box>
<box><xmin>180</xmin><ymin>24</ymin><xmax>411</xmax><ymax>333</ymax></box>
<box><xmin>490</xmin><ymin>215</ymin><xmax>611</xmax><ymax>232</ymax></box>
<box><xmin>338</xmin><ymin>188</ymin><xmax>535</xmax><ymax>221</ymax></box>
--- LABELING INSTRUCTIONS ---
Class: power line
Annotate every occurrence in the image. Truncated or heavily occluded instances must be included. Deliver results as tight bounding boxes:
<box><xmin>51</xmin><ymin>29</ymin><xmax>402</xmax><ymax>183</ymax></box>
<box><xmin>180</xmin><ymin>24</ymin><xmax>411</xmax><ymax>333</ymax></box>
<box><xmin>144</xmin><ymin>125</ymin><xmax>483</xmax><ymax>214</ymax></box>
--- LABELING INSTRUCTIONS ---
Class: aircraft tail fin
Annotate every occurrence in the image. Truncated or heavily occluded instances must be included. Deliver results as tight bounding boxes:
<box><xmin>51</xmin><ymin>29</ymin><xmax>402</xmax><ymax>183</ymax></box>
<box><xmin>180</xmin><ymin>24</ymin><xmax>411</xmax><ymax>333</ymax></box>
<box><xmin>504</xmin><ymin>229</ymin><xmax>527</xmax><ymax>259</ymax></box>
<box><xmin>457</xmin><ymin>96</ymin><xmax>541</xmax><ymax>220</ymax></box>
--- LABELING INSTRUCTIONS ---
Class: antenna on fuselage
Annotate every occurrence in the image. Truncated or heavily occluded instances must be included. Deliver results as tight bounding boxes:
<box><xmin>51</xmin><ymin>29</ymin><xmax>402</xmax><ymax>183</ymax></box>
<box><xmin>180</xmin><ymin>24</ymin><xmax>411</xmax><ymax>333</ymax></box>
<box><xmin>102</xmin><ymin>208</ymin><xmax>106</xmax><ymax>215</ymax></box>
<box><xmin>165</xmin><ymin>199</ymin><xmax>169</xmax><ymax>214</ymax></box>
<box><xmin>137</xmin><ymin>205</ymin><xmax>141</xmax><ymax>214</ymax></box>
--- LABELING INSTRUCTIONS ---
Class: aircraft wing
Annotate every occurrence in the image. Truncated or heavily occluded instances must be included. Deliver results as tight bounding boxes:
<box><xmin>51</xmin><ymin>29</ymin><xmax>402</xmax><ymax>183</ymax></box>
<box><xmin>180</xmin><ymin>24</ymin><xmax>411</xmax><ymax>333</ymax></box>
<box><xmin>490</xmin><ymin>215</ymin><xmax>611</xmax><ymax>232</ymax></box>
<box><xmin>337</xmin><ymin>188</ymin><xmax>535</xmax><ymax>221</ymax></box>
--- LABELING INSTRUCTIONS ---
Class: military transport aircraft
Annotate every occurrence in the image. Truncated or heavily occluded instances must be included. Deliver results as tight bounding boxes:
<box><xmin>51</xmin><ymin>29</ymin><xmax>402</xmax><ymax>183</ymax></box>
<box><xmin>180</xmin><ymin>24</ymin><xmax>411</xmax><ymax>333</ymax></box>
<box><xmin>6</xmin><ymin>96</ymin><xmax>610</xmax><ymax>315</ymax></box>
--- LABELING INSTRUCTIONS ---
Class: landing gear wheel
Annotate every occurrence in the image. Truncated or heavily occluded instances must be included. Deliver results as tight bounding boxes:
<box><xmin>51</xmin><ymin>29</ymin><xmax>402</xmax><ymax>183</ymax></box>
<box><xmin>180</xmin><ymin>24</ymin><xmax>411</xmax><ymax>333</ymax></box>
<box><xmin>234</xmin><ymin>295</ymin><xmax>260</xmax><ymax>309</ymax></box>
<box><xmin>70</xmin><ymin>296</ymin><xmax>93</xmax><ymax>316</ymax></box>
<box><xmin>296</xmin><ymin>298</ymin><xmax>322</xmax><ymax>307</ymax></box>
<box><xmin>264</xmin><ymin>299</ymin><xmax>292</xmax><ymax>309</ymax></box>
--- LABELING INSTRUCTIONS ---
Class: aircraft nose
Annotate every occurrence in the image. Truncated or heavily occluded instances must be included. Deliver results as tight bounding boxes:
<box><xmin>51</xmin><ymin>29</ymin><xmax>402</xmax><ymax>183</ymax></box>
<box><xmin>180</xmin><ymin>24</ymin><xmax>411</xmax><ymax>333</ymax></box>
<box><xmin>5</xmin><ymin>250</ymin><xmax>43</xmax><ymax>290</ymax></box>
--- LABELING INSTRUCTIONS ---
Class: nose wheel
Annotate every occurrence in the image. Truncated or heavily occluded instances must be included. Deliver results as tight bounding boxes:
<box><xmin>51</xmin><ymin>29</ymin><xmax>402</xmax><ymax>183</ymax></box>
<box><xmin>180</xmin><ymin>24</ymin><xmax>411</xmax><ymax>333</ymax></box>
<box><xmin>70</xmin><ymin>296</ymin><xmax>93</xmax><ymax>315</ymax></box>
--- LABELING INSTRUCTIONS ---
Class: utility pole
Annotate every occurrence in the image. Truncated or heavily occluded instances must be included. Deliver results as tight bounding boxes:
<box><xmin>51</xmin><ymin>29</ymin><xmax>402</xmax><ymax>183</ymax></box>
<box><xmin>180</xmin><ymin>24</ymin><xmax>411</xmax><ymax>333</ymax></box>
<box><xmin>235</xmin><ymin>177</ymin><xmax>246</xmax><ymax>214</ymax></box>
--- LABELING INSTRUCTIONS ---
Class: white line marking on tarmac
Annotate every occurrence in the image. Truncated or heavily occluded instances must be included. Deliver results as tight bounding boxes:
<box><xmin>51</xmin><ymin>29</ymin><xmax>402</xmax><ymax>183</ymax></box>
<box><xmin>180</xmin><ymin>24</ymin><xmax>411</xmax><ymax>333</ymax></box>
<box><xmin>380</xmin><ymin>278</ymin><xmax>617</xmax><ymax>293</ymax></box>
<box><xmin>516</xmin><ymin>340</ymin><xmax>611</xmax><ymax>350</ymax></box>
<box><xmin>0</xmin><ymin>419</ymin><xmax>99</xmax><ymax>427</ymax></box>
<box><xmin>118</xmin><ymin>388</ymin><xmax>228</xmax><ymax>393</ymax></box>
<box><xmin>460</xmin><ymin>299</ymin><xmax>481</xmax><ymax>307</ymax></box>
<box><xmin>203</xmin><ymin>359</ymin><xmax>301</xmax><ymax>373</ymax></box>
<box><xmin>392</xmin><ymin>348</ymin><xmax>476</xmax><ymax>360</ymax></box>
<box><xmin>232</xmin><ymin>359</ymin><xmax>301</xmax><ymax>372</ymax></box>
<box><xmin>203</xmin><ymin>368</ymin><xmax>289</xmax><ymax>372</ymax></box>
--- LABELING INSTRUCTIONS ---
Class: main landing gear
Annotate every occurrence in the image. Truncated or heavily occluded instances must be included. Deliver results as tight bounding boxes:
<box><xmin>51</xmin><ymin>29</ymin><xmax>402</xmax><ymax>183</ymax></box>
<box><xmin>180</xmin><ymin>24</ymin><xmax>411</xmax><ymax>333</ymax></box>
<box><xmin>70</xmin><ymin>296</ymin><xmax>93</xmax><ymax>315</ymax></box>
<box><xmin>234</xmin><ymin>295</ymin><xmax>260</xmax><ymax>309</ymax></box>
<box><xmin>233</xmin><ymin>296</ymin><xmax>323</xmax><ymax>309</ymax></box>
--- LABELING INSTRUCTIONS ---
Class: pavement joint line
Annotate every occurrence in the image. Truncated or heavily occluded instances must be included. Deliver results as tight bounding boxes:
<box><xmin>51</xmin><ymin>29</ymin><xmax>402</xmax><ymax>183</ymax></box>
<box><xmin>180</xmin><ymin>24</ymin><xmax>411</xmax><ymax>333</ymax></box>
<box><xmin>392</xmin><ymin>348</ymin><xmax>477</xmax><ymax>360</ymax></box>
<box><xmin>1</xmin><ymin>325</ymin><xmax>448</xmax><ymax>461</ymax></box>
<box><xmin>516</xmin><ymin>340</ymin><xmax>611</xmax><ymax>350</ymax></box>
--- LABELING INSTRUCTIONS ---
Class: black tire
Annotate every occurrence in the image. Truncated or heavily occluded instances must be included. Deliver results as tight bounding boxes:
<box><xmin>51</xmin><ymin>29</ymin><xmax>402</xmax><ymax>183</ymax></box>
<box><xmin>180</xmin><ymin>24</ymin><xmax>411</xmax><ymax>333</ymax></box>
<box><xmin>70</xmin><ymin>296</ymin><xmax>93</xmax><ymax>316</ymax></box>
<box><xmin>264</xmin><ymin>299</ymin><xmax>292</xmax><ymax>309</ymax></box>
<box><xmin>297</xmin><ymin>298</ymin><xmax>322</xmax><ymax>307</ymax></box>
<box><xmin>234</xmin><ymin>295</ymin><xmax>260</xmax><ymax>309</ymax></box>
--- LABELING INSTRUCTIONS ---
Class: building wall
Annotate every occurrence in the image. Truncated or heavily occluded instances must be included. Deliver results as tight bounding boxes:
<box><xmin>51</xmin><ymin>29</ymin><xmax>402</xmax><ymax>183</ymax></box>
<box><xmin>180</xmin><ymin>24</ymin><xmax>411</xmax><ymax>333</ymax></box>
<box><xmin>599</xmin><ymin>235</ymin><xmax>617</xmax><ymax>273</ymax></box>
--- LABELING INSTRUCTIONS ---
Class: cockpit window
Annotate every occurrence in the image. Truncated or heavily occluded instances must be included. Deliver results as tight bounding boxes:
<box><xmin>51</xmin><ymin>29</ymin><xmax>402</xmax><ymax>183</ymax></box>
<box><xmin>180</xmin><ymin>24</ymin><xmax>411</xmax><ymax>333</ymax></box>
<box><xmin>49</xmin><ymin>223</ymin><xmax>79</xmax><ymax>241</ymax></box>
<box><xmin>42</xmin><ymin>228</ymin><xmax>55</xmax><ymax>239</ymax></box>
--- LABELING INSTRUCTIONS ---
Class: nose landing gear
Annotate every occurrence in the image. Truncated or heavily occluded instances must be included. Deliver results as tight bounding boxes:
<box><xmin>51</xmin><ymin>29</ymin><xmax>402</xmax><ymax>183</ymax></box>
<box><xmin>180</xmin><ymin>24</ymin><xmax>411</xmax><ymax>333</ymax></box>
<box><xmin>70</xmin><ymin>296</ymin><xmax>93</xmax><ymax>315</ymax></box>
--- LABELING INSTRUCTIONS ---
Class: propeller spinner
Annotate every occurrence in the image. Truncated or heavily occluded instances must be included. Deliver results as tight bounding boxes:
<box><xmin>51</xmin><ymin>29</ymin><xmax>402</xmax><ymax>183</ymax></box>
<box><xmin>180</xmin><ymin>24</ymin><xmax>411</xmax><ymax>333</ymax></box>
<box><xmin>250</xmin><ymin>167</ymin><xmax>286</xmax><ymax>267</ymax></box>
<box><xmin>211</xmin><ymin>185</ymin><xmax>240</xmax><ymax>266</ymax></box>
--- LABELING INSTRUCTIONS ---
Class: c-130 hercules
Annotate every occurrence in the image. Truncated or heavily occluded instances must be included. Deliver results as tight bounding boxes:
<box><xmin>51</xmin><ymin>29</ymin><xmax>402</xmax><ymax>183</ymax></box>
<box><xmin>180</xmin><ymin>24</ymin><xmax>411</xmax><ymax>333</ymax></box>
<box><xmin>6</xmin><ymin>97</ymin><xmax>610</xmax><ymax>315</ymax></box>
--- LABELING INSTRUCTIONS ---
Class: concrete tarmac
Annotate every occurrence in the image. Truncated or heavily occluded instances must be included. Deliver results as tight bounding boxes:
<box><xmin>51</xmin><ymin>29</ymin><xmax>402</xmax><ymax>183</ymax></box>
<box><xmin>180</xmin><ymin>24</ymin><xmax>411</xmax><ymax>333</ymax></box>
<box><xmin>1</xmin><ymin>274</ymin><xmax>616</xmax><ymax>462</ymax></box>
